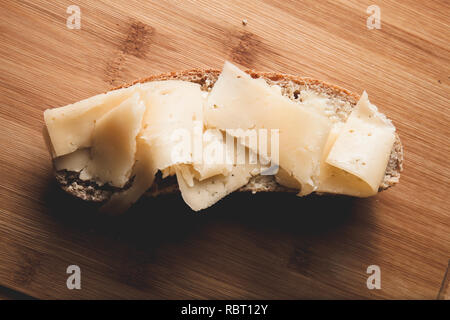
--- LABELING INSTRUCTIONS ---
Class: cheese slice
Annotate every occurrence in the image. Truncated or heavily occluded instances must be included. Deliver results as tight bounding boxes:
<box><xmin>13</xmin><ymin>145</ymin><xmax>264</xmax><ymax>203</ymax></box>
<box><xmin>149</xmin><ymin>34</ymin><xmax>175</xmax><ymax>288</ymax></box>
<box><xmin>176</xmin><ymin>164</ymin><xmax>259</xmax><ymax>211</ymax></box>
<box><xmin>44</xmin><ymin>86</ymin><xmax>136</xmax><ymax>157</ymax></box>
<box><xmin>101</xmin><ymin>137</ymin><xmax>157</xmax><ymax>214</ymax></box>
<box><xmin>176</xmin><ymin>160</ymin><xmax>260</xmax><ymax>212</ymax></box>
<box><xmin>139</xmin><ymin>80</ymin><xmax>235</xmax><ymax>183</ymax></box>
<box><xmin>316</xmin><ymin>123</ymin><xmax>373</xmax><ymax>196</ymax></box>
<box><xmin>171</xmin><ymin>127</ymin><xmax>255</xmax><ymax>212</ymax></box>
<box><xmin>54</xmin><ymin>148</ymin><xmax>90</xmax><ymax>172</ymax></box>
<box><xmin>102</xmin><ymin>81</ymin><xmax>209</xmax><ymax>212</ymax></box>
<box><xmin>275</xmin><ymin>167</ymin><xmax>302</xmax><ymax>190</ymax></box>
<box><xmin>322</xmin><ymin>92</ymin><xmax>396</xmax><ymax>195</ymax></box>
<box><xmin>205</xmin><ymin>62</ymin><xmax>332</xmax><ymax>195</ymax></box>
<box><xmin>192</xmin><ymin>129</ymin><xmax>233</xmax><ymax>181</ymax></box>
<box><xmin>175</xmin><ymin>133</ymin><xmax>262</xmax><ymax>211</ymax></box>
<box><xmin>80</xmin><ymin>93</ymin><xmax>145</xmax><ymax>187</ymax></box>
<box><xmin>139</xmin><ymin>80</ymin><xmax>204</xmax><ymax>171</ymax></box>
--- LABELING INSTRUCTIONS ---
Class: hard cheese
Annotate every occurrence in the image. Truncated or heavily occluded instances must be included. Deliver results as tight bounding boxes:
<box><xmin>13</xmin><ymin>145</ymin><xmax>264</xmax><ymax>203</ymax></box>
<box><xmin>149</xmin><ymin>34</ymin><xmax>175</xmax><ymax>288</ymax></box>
<box><xmin>192</xmin><ymin>130</ymin><xmax>233</xmax><ymax>181</ymax></box>
<box><xmin>101</xmin><ymin>137</ymin><xmax>157</xmax><ymax>214</ymax></box>
<box><xmin>80</xmin><ymin>93</ymin><xmax>145</xmax><ymax>188</ymax></box>
<box><xmin>176</xmin><ymin>141</ymin><xmax>261</xmax><ymax>211</ymax></box>
<box><xmin>319</xmin><ymin>91</ymin><xmax>396</xmax><ymax>195</ymax></box>
<box><xmin>44</xmin><ymin>85</ymin><xmax>136</xmax><ymax>157</ymax></box>
<box><xmin>102</xmin><ymin>81</ymin><xmax>207</xmax><ymax>211</ymax></box>
<box><xmin>316</xmin><ymin>123</ymin><xmax>373</xmax><ymax>196</ymax></box>
<box><xmin>205</xmin><ymin>62</ymin><xmax>332</xmax><ymax>195</ymax></box>
<box><xmin>176</xmin><ymin>164</ymin><xmax>259</xmax><ymax>211</ymax></box>
<box><xmin>54</xmin><ymin>148</ymin><xmax>90</xmax><ymax>172</ymax></box>
<box><xmin>139</xmin><ymin>80</ymin><xmax>204</xmax><ymax>171</ymax></box>
<box><xmin>138</xmin><ymin>80</ymin><xmax>257</xmax><ymax>211</ymax></box>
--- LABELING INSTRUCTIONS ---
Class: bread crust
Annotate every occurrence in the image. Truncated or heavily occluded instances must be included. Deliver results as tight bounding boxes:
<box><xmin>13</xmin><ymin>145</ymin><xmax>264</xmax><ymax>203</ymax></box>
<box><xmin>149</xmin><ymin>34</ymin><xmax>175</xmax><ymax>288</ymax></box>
<box><xmin>52</xmin><ymin>69</ymin><xmax>403</xmax><ymax>202</ymax></box>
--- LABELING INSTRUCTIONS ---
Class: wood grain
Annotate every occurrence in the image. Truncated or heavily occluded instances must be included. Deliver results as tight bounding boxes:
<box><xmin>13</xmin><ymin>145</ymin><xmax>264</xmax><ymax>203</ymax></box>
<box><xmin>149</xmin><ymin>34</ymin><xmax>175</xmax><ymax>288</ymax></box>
<box><xmin>0</xmin><ymin>0</ymin><xmax>449</xmax><ymax>299</ymax></box>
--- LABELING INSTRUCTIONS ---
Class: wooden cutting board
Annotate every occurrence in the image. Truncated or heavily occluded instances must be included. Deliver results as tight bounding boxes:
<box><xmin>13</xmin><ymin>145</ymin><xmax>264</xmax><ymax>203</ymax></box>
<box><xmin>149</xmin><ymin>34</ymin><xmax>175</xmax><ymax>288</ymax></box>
<box><xmin>0</xmin><ymin>0</ymin><xmax>448</xmax><ymax>299</ymax></box>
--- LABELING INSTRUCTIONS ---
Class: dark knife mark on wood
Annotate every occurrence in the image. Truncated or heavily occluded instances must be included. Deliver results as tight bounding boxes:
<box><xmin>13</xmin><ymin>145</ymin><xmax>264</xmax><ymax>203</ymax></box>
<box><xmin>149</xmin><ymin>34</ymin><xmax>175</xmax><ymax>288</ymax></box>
<box><xmin>115</xmin><ymin>257</ymin><xmax>153</xmax><ymax>290</ymax></box>
<box><xmin>287</xmin><ymin>246</ymin><xmax>313</xmax><ymax>274</ymax></box>
<box><xmin>223</xmin><ymin>29</ymin><xmax>280</xmax><ymax>69</ymax></box>
<box><xmin>105</xmin><ymin>21</ymin><xmax>154</xmax><ymax>85</ymax></box>
<box><xmin>13</xmin><ymin>250</ymin><xmax>41</xmax><ymax>287</ymax></box>
<box><xmin>120</xmin><ymin>21</ymin><xmax>153</xmax><ymax>58</ymax></box>
<box><xmin>105</xmin><ymin>52</ymin><xmax>126</xmax><ymax>86</ymax></box>
<box><xmin>229</xmin><ymin>31</ymin><xmax>262</xmax><ymax>68</ymax></box>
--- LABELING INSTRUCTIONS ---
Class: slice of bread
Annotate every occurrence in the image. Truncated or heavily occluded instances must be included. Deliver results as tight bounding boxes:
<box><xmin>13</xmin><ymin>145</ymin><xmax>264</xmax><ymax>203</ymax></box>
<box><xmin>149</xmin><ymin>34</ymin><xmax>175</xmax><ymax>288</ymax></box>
<box><xmin>52</xmin><ymin>69</ymin><xmax>403</xmax><ymax>203</ymax></box>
